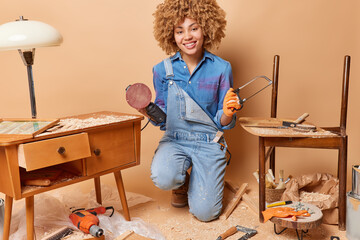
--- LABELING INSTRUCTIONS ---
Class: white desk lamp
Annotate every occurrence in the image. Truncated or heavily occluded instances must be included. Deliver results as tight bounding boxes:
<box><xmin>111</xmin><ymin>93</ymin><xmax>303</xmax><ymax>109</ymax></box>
<box><xmin>0</xmin><ymin>16</ymin><xmax>63</xmax><ymax>118</ymax></box>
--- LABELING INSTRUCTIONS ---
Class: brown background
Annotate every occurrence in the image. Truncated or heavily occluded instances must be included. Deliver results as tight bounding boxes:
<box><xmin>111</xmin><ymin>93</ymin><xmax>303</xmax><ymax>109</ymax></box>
<box><xmin>0</xmin><ymin>0</ymin><xmax>359</xmax><ymax>198</ymax></box>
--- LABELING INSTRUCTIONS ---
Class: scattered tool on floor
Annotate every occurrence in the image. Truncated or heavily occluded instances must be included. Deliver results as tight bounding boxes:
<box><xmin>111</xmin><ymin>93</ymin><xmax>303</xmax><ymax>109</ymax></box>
<box><xmin>40</xmin><ymin>226</ymin><xmax>74</xmax><ymax>240</ymax></box>
<box><xmin>267</xmin><ymin>201</ymin><xmax>293</xmax><ymax>208</ymax></box>
<box><xmin>69</xmin><ymin>206</ymin><xmax>114</xmax><ymax>237</ymax></box>
<box><xmin>216</xmin><ymin>225</ymin><xmax>257</xmax><ymax>240</ymax></box>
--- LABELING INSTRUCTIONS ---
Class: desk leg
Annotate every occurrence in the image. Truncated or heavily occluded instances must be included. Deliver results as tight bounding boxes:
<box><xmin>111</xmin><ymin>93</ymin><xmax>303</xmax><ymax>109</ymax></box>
<box><xmin>338</xmin><ymin>136</ymin><xmax>347</xmax><ymax>231</ymax></box>
<box><xmin>114</xmin><ymin>171</ymin><xmax>130</xmax><ymax>221</ymax></box>
<box><xmin>94</xmin><ymin>177</ymin><xmax>102</xmax><ymax>205</ymax></box>
<box><xmin>3</xmin><ymin>195</ymin><xmax>13</xmax><ymax>240</ymax></box>
<box><xmin>25</xmin><ymin>196</ymin><xmax>35</xmax><ymax>240</ymax></box>
<box><xmin>259</xmin><ymin>137</ymin><xmax>266</xmax><ymax>223</ymax></box>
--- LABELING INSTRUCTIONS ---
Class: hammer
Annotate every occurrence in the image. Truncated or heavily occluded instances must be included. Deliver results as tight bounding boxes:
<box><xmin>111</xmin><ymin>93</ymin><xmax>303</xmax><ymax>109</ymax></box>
<box><xmin>216</xmin><ymin>225</ymin><xmax>257</xmax><ymax>240</ymax></box>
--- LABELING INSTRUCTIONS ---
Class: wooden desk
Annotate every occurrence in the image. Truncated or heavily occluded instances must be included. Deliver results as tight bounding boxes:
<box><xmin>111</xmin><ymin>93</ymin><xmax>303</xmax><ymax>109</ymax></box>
<box><xmin>239</xmin><ymin>117</ymin><xmax>347</xmax><ymax>230</ymax></box>
<box><xmin>0</xmin><ymin>111</ymin><xmax>143</xmax><ymax>240</ymax></box>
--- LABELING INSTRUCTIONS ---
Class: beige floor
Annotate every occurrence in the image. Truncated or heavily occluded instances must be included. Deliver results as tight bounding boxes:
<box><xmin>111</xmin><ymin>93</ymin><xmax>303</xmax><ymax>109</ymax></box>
<box><xmin>1</xmin><ymin>180</ymin><xmax>348</xmax><ymax>240</ymax></box>
<box><xmin>129</xmin><ymin>189</ymin><xmax>348</xmax><ymax>240</ymax></box>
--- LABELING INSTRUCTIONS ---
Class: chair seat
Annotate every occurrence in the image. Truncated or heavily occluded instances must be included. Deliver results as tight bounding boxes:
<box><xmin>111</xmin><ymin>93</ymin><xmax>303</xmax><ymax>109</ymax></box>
<box><xmin>239</xmin><ymin>117</ymin><xmax>339</xmax><ymax>139</ymax></box>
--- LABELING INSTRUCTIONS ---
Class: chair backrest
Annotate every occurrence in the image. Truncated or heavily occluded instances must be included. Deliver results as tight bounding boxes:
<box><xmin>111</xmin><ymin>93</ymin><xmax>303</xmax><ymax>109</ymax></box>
<box><xmin>271</xmin><ymin>55</ymin><xmax>280</xmax><ymax>118</ymax></box>
<box><xmin>340</xmin><ymin>55</ymin><xmax>350</xmax><ymax>136</ymax></box>
<box><xmin>270</xmin><ymin>55</ymin><xmax>350</xmax><ymax>136</ymax></box>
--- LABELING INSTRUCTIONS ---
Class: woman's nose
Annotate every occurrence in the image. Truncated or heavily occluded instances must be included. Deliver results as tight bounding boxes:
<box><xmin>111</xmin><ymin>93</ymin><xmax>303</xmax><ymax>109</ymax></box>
<box><xmin>184</xmin><ymin>31</ymin><xmax>192</xmax><ymax>40</ymax></box>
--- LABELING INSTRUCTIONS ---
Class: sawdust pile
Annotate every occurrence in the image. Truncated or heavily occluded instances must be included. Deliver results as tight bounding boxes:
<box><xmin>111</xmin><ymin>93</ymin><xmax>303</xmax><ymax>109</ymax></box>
<box><xmin>39</xmin><ymin>115</ymin><xmax>138</xmax><ymax>135</ymax></box>
<box><xmin>299</xmin><ymin>191</ymin><xmax>331</xmax><ymax>202</ymax></box>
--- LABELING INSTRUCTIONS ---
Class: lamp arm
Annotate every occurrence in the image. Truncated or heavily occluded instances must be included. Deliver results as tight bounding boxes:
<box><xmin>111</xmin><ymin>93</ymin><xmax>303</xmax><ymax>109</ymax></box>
<box><xmin>18</xmin><ymin>49</ymin><xmax>37</xmax><ymax>118</ymax></box>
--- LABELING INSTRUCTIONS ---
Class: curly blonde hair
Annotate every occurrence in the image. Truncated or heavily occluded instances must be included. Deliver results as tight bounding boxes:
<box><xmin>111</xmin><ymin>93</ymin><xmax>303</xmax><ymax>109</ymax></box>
<box><xmin>153</xmin><ymin>0</ymin><xmax>227</xmax><ymax>55</ymax></box>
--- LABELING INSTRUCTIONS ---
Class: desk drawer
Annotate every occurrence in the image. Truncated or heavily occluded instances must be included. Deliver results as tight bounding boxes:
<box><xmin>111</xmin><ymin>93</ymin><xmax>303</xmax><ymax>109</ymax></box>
<box><xmin>19</xmin><ymin>133</ymin><xmax>91</xmax><ymax>171</ymax></box>
<box><xmin>86</xmin><ymin>123</ymin><xmax>137</xmax><ymax>175</ymax></box>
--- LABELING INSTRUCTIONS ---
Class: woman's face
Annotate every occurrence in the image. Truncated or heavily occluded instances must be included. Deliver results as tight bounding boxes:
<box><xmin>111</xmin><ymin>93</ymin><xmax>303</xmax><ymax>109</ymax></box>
<box><xmin>174</xmin><ymin>17</ymin><xmax>204</xmax><ymax>59</ymax></box>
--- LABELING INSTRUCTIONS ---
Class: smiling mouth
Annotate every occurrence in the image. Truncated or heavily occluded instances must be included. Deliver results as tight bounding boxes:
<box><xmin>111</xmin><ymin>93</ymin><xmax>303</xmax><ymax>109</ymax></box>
<box><xmin>184</xmin><ymin>42</ymin><xmax>196</xmax><ymax>49</ymax></box>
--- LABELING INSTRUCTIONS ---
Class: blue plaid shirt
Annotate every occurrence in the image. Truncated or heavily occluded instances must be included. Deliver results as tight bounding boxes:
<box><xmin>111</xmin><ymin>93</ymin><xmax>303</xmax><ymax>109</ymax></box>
<box><xmin>152</xmin><ymin>50</ymin><xmax>236</xmax><ymax>130</ymax></box>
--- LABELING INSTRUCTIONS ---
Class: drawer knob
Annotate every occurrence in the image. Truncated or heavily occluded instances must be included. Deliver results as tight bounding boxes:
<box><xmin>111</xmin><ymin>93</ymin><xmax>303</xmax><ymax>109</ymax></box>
<box><xmin>94</xmin><ymin>149</ymin><xmax>101</xmax><ymax>156</ymax></box>
<box><xmin>57</xmin><ymin>146</ymin><xmax>66</xmax><ymax>155</ymax></box>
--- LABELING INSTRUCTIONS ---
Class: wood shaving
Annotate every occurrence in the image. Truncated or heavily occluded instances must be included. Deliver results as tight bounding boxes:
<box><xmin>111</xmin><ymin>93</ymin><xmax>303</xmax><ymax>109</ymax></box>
<box><xmin>38</xmin><ymin>115</ymin><xmax>138</xmax><ymax>135</ymax></box>
<box><xmin>299</xmin><ymin>191</ymin><xmax>331</xmax><ymax>202</ymax></box>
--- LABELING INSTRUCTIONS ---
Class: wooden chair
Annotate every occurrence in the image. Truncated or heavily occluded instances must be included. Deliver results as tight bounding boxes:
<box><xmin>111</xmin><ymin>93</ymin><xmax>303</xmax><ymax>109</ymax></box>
<box><xmin>258</xmin><ymin>55</ymin><xmax>350</xmax><ymax>230</ymax></box>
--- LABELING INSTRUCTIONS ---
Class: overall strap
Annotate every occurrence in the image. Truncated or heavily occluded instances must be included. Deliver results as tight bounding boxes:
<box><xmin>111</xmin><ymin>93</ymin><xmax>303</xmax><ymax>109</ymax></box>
<box><xmin>164</xmin><ymin>57</ymin><xmax>174</xmax><ymax>79</ymax></box>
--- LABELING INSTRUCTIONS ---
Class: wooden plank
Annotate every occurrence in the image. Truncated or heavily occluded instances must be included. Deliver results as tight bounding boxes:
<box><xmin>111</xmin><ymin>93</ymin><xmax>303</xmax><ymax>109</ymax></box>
<box><xmin>224</xmin><ymin>181</ymin><xmax>259</xmax><ymax>215</ymax></box>
<box><xmin>220</xmin><ymin>183</ymin><xmax>248</xmax><ymax>220</ymax></box>
<box><xmin>242</xmin><ymin>193</ymin><xmax>259</xmax><ymax>215</ymax></box>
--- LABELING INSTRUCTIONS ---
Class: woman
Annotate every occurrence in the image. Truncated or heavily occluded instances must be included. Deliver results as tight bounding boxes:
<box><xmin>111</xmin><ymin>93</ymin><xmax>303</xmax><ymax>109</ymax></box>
<box><xmin>142</xmin><ymin>0</ymin><xmax>241</xmax><ymax>222</ymax></box>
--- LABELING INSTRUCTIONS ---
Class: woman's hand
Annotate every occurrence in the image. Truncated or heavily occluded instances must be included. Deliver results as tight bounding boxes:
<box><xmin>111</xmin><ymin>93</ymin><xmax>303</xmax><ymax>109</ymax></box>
<box><xmin>222</xmin><ymin>88</ymin><xmax>241</xmax><ymax>117</ymax></box>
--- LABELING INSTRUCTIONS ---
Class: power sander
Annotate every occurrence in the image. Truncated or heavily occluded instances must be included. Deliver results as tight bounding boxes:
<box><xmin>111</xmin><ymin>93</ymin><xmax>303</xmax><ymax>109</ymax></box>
<box><xmin>126</xmin><ymin>83</ymin><xmax>166</xmax><ymax>124</ymax></box>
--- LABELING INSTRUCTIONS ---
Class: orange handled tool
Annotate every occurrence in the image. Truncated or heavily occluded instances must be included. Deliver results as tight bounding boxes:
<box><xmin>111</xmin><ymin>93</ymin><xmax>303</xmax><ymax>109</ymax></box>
<box><xmin>69</xmin><ymin>206</ymin><xmax>114</xmax><ymax>237</ymax></box>
<box><xmin>69</xmin><ymin>210</ymin><xmax>103</xmax><ymax>237</ymax></box>
<box><xmin>216</xmin><ymin>225</ymin><xmax>257</xmax><ymax>240</ymax></box>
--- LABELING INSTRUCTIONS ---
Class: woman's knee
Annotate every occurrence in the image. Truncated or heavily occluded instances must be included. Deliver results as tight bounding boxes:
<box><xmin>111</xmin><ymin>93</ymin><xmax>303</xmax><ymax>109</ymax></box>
<box><xmin>189</xmin><ymin>200</ymin><xmax>222</xmax><ymax>222</ymax></box>
<box><xmin>151</xmin><ymin>168</ymin><xmax>183</xmax><ymax>190</ymax></box>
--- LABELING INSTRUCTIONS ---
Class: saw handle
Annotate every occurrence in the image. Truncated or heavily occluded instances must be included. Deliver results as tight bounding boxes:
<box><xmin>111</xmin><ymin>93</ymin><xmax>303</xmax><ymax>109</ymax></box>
<box><xmin>217</xmin><ymin>226</ymin><xmax>238</xmax><ymax>240</ymax></box>
<box><xmin>294</xmin><ymin>113</ymin><xmax>309</xmax><ymax>124</ymax></box>
<box><xmin>231</xmin><ymin>88</ymin><xmax>244</xmax><ymax>112</ymax></box>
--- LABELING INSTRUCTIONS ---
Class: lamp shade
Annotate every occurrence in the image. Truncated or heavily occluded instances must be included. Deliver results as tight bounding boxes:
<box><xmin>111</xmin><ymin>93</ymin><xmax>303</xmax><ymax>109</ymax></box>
<box><xmin>0</xmin><ymin>18</ymin><xmax>63</xmax><ymax>51</ymax></box>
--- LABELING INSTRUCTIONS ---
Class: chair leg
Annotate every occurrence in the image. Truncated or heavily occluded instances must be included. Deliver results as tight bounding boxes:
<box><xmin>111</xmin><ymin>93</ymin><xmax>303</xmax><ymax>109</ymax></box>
<box><xmin>338</xmin><ymin>136</ymin><xmax>347</xmax><ymax>231</ymax></box>
<box><xmin>259</xmin><ymin>137</ymin><xmax>266</xmax><ymax>223</ymax></box>
<box><xmin>270</xmin><ymin>147</ymin><xmax>276</xmax><ymax>174</ymax></box>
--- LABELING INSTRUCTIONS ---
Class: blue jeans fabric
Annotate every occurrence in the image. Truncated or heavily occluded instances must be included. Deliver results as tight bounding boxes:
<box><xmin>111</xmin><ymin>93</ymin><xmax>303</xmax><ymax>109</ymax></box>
<box><xmin>151</xmin><ymin>81</ymin><xmax>228</xmax><ymax>222</ymax></box>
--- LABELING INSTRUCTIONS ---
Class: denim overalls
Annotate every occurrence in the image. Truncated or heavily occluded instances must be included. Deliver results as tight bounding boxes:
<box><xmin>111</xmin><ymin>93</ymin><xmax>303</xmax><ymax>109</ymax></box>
<box><xmin>151</xmin><ymin>58</ymin><xmax>228</xmax><ymax>222</ymax></box>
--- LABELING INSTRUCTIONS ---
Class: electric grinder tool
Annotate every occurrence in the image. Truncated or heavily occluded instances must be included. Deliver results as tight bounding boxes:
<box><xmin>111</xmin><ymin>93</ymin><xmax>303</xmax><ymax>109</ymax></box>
<box><xmin>126</xmin><ymin>83</ymin><xmax>166</xmax><ymax>124</ymax></box>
